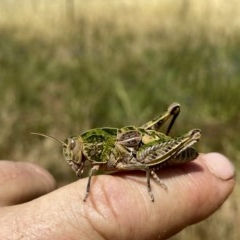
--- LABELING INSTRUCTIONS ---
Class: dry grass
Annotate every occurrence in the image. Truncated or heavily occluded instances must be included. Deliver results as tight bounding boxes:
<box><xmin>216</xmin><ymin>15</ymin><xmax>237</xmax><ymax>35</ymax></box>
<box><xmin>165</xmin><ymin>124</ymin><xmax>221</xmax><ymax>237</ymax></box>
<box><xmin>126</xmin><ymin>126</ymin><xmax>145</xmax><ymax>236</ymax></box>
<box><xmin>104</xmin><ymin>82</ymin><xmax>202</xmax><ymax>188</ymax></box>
<box><xmin>1</xmin><ymin>0</ymin><xmax>240</xmax><ymax>42</ymax></box>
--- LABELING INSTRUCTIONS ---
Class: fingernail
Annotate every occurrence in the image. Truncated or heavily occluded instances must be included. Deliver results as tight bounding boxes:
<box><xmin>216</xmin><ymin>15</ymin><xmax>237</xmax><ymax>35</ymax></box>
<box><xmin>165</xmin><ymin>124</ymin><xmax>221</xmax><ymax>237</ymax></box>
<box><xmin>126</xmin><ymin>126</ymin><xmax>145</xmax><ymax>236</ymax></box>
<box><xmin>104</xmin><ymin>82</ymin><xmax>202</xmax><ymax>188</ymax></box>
<box><xmin>203</xmin><ymin>153</ymin><xmax>235</xmax><ymax>180</ymax></box>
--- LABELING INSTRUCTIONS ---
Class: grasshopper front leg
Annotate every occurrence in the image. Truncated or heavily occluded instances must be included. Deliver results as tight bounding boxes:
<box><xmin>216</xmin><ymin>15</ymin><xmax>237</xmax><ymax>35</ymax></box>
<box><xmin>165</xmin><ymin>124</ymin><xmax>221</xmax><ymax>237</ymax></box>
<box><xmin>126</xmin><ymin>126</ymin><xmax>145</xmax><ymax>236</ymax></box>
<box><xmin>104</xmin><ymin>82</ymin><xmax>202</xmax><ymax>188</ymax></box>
<box><xmin>83</xmin><ymin>165</ymin><xmax>100</xmax><ymax>201</ymax></box>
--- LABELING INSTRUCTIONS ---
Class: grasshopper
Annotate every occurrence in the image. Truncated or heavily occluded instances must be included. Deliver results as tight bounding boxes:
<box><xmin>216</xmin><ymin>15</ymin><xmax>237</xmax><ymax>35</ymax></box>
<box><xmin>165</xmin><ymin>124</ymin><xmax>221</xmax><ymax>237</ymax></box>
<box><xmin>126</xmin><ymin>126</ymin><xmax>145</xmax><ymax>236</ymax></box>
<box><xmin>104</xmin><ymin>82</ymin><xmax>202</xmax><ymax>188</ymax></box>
<box><xmin>32</xmin><ymin>102</ymin><xmax>201</xmax><ymax>202</ymax></box>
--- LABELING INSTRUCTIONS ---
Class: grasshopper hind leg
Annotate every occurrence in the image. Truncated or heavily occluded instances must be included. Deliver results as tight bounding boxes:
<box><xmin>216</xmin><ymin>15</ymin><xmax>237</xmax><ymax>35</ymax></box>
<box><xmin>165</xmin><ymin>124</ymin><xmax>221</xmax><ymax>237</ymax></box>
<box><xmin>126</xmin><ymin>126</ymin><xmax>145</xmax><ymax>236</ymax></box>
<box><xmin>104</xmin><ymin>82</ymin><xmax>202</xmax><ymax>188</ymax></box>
<box><xmin>146</xmin><ymin>170</ymin><xmax>167</xmax><ymax>202</ymax></box>
<box><xmin>146</xmin><ymin>170</ymin><xmax>155</xmax><ymax>202</ymax></box>
<box><xmin>151</xmin><ymin>170</ymin><xmax>168</xmax><ymax>191</ymax></box>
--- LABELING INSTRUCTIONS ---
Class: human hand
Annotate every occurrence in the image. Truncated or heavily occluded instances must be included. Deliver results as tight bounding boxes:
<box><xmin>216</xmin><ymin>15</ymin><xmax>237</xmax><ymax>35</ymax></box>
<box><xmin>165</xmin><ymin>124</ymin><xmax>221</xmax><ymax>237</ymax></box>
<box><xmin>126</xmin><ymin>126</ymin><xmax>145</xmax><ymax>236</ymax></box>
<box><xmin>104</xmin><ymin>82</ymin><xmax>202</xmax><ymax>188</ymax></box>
<box><xmin>0</xmin><ymin>153</ymin><xmax>235</xmax><ymax>239</ymax></box>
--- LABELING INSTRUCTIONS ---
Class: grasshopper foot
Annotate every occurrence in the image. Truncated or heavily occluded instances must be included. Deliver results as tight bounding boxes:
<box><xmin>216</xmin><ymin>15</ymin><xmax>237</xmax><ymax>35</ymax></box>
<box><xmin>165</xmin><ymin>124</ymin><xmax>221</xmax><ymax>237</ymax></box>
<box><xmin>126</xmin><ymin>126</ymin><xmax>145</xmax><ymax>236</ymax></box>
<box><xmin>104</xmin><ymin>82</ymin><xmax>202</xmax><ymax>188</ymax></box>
<box><xmin>83</xmin><ymin>191</ymin><xmax>89</xmax><ymax>202</ymax></box>
<box><xmin>148</xmin><ymin>189</ymin><xmax>155</xmax><ymax>202</ymax></box>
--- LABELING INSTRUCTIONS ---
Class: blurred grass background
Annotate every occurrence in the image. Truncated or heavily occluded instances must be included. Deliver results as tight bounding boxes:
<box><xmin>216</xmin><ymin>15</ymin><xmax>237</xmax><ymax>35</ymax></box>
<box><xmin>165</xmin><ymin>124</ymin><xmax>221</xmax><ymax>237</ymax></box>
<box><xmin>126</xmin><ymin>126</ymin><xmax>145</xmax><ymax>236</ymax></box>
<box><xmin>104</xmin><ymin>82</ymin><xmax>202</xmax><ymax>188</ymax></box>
<box><xmin>0</xmin><ymin>0</ymin><xmax>239</xmax><ymax>239</ymax></box>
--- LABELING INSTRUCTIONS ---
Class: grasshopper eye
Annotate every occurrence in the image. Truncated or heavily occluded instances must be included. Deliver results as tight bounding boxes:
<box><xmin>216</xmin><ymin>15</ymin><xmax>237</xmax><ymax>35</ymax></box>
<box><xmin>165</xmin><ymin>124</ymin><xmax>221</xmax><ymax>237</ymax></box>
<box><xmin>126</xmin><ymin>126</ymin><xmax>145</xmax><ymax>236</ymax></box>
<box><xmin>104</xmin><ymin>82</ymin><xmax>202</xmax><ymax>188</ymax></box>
<box><xmin>69</xmin><ymin>139</ymin><xmax>76</xmax><ymax>150</ymax></box>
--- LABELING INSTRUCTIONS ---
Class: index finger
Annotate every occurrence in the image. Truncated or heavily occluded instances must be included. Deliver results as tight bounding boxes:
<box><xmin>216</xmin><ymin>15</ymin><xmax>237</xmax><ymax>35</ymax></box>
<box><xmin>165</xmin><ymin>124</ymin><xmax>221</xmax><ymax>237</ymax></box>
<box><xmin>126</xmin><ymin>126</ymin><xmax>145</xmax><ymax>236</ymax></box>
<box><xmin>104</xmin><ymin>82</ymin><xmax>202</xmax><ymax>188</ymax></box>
<box><xmin>0</xmin><ymin>161</ymin><xmax>56</xmax><ymax>206</ymax></box>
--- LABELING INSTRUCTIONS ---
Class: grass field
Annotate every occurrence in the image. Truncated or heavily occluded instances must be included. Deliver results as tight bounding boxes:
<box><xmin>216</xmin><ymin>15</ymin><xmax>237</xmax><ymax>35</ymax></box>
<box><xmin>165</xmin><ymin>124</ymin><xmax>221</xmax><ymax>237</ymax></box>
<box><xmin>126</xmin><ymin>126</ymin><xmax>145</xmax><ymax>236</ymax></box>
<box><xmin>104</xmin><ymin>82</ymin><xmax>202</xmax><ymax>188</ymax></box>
<box><xmin>0</xmin><ymin>0</ymin><xmax>239</xmax><ymax>239</ymax></box>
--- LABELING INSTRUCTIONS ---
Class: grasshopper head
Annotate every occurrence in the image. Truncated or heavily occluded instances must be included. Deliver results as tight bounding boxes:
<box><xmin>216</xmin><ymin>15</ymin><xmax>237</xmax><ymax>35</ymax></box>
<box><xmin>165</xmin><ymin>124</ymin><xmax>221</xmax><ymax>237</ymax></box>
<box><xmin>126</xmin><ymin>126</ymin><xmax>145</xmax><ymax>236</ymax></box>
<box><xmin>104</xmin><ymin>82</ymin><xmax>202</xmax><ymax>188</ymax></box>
<box><xmin>62</xmin><ymin>137</ymin><xmax>85</xmax><ymax>177</ymax></box>
<box><xmin>63</xmin><ymin>137</ymin><xmax>83</xmax><ymax>165</ymax></box>
<box><xmin>31</xmin><ymin>133</ymin><xmax>84</xmax><ymax>177</ymax></box>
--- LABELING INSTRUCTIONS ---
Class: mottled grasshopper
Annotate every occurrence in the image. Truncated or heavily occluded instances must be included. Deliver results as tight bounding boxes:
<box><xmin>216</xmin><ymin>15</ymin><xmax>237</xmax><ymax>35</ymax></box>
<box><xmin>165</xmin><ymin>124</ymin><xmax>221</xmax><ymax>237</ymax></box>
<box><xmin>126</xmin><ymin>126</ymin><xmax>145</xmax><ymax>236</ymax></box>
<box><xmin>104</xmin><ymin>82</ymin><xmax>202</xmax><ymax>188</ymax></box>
<box><xmin>32</xmin><ymin>102</ymin><xmax>201</xmax><ymax>202</ymax></box>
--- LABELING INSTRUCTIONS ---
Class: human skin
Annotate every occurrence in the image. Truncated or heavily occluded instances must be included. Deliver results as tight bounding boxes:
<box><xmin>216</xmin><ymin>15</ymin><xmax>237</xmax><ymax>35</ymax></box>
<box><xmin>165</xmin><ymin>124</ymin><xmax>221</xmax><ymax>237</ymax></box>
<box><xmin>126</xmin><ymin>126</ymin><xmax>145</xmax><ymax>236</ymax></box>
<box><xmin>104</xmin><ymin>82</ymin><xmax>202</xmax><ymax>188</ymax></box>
<box><xmin>0</xmin><ymin>153</ymin><xmax>235</xmax><ymax>240</ymax></box>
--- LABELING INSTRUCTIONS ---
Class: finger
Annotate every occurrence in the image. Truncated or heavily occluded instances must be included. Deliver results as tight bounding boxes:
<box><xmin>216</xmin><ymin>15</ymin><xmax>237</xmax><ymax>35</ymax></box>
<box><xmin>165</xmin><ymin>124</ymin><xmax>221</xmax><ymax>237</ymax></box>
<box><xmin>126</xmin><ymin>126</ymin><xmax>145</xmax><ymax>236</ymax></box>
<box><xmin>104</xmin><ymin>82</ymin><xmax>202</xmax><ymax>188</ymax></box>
<box><xmin>0</xmin><ymin>153</ymin><xmax>235</xmax><ymax>240</ymax></box>
<box><xmin>0</xmin><ymin>161</ymin><xmax>56</xmax><ymax>206</ymax></box>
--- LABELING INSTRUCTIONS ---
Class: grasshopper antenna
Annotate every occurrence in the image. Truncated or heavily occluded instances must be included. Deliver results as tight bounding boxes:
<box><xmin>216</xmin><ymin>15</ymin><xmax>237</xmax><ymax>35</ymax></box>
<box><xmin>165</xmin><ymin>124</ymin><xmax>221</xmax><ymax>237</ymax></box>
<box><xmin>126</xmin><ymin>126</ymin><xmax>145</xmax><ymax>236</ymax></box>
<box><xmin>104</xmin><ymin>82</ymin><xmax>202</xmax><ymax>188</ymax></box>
<box><xmin>31</xmin><ymin>132</ymin><xmax>66</xmax><ymax>146</ymax></box>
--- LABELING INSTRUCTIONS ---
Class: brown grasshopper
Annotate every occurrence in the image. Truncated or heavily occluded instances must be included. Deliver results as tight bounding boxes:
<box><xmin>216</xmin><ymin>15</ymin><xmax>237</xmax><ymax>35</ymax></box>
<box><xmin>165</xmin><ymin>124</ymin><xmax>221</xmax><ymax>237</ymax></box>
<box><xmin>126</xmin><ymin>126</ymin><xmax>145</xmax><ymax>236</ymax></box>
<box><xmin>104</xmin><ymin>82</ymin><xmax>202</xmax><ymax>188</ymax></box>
<box><xmin>32</xmin><ymin>102</ymin><xmax>201</xmax><ymax>202</ymax></box>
